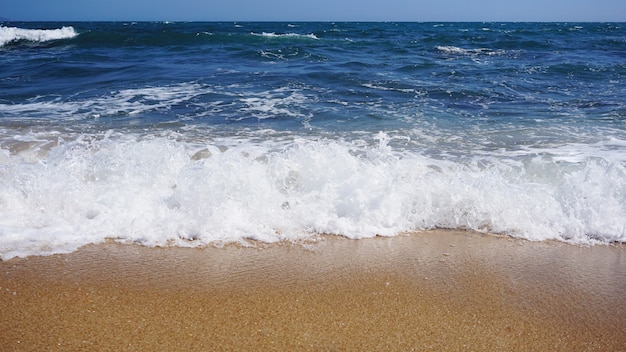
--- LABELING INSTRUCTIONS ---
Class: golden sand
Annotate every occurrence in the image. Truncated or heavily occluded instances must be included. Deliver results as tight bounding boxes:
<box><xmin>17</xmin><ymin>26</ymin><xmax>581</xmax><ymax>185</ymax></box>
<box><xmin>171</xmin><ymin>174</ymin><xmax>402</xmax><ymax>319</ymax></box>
<box><xmin>1</xmin><ymin>230</ymin><xmax>625</xmax><ymax>351</ymax></box>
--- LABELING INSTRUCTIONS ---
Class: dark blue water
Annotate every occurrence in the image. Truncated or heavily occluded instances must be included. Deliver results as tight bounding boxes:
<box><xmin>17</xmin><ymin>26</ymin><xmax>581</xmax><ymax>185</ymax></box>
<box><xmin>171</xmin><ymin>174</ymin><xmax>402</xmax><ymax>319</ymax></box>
<box><xmin>1</xmin><ymin>22</ymin><xmax>625</xmax><ymax>258</ymax></box>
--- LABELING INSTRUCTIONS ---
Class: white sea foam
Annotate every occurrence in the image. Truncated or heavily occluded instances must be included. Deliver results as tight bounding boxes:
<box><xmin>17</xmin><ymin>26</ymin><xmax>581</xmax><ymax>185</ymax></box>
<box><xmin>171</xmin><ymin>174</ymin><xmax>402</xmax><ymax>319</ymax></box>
<box><xmin>0</xmin><ymin>82</ymin><xmax>313</xmax><ymax>122</ymax></box>
<box><xmin>0</xmin><ymin>83</ymin><xmax>205</xmax><ymax>120</ymax></box>
<box><xmin>0</xmin><ymin>132</ymin><xmax>624</xmax><ymax>260</ymax></box>
<box><xmin>0</xmin><ymin>26</ymin><xmax>77</xmax><ymax>47</ymax></box>
<box><xmin>238</xmin><ymin>87</ymin><xmax>313</xmax><ymax>120</ymax></box>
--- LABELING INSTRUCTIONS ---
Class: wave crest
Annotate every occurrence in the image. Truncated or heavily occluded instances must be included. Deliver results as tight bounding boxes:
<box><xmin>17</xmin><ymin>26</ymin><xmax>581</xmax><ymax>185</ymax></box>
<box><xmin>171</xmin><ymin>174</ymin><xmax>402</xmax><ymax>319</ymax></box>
<box><xmin>435</xmin><ymin>45</ymin><xmax>506</xmax><ymax>56</ymax></box>
<box><xmin>251</xmin><ymin>32</ymin><xmax>319</xmax><ymax>40</ymax></box>
<box><xmin>0</xmin><ymin>26</ymin><xmax>78</xmax><ymax>47</ymax></box>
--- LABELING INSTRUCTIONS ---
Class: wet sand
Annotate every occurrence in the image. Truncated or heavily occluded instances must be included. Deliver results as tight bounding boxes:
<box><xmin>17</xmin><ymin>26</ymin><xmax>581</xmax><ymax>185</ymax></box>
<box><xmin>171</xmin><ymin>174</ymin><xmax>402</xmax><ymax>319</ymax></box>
<box><xmin>1</xmin><ymin>230</ymin><xmax>625</xmax><ymax>351</ymax></box>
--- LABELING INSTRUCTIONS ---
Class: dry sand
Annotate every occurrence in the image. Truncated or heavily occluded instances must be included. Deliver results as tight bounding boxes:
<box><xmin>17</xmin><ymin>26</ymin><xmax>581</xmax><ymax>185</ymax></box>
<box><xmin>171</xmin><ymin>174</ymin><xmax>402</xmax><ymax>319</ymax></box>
<box><xmin>1</xmin><ymin>230</ymin><xmax>625</xmax><ymax>351</ymax></box>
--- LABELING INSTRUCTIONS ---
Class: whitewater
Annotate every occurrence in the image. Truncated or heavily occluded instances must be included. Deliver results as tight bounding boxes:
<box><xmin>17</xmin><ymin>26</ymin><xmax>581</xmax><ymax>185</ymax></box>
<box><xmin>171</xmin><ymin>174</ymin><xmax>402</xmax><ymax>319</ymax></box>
<box><xmin>0</xmin><ymin>22</ymin><xmax>625</xmax><ymax>259</ymax></box>
<box><xmin>0</xmin><ymin>25</ymin><xmax>77</xmax><ymax>47</ymax></box>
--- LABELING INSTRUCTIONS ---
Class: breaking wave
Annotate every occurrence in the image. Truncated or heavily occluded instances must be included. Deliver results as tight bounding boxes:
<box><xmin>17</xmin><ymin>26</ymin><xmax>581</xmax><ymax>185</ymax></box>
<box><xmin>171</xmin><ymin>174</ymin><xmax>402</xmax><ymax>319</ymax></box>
<box><xmin>0</xmin><ymin>26</ymin><xmax>78</xmax><ymax>47</ymax></box>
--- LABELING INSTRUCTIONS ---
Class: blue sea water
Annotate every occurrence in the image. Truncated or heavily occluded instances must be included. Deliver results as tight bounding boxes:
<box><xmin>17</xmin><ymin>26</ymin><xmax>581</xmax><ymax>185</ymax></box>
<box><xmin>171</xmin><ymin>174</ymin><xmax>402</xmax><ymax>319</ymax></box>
<box><xmin>1</xmin><ymin>22</ymin><xmax>625</xmax><ymax>259</ymax></box>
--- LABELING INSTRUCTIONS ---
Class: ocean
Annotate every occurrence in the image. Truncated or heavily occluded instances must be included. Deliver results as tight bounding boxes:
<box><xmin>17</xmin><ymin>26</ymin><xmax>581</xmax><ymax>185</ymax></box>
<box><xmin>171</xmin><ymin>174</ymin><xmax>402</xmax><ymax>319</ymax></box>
<box><xmin>0</xmin><ymin>22</ymin><xmax>624</xmax><ymax>259</ymax></box>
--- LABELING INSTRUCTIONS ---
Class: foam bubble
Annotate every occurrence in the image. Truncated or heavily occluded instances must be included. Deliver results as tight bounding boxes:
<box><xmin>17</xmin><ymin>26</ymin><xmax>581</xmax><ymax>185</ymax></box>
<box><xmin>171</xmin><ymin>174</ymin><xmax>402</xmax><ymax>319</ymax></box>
<box><xmin>0</xmin><ymin>26</ymin><xmax>77</xmax><ymax>47</ymax></box>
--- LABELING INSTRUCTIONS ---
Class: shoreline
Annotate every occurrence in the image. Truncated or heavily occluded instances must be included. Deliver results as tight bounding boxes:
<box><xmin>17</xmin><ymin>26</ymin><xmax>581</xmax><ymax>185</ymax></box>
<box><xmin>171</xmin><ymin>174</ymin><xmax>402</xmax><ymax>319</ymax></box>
<box><xmin>1</xmin><ymin>230</ymin><xmax>625</xmax><ymax>351</ymax></box>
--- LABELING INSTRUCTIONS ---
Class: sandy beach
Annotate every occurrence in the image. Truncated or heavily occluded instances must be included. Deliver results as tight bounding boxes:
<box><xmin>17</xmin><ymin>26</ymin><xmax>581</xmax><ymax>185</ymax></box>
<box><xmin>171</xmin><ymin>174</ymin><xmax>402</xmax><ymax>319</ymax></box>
<box><xmin>1</xmin><ymin>230</ymin><xmax>624</xmax><ymax>351</ymax></box>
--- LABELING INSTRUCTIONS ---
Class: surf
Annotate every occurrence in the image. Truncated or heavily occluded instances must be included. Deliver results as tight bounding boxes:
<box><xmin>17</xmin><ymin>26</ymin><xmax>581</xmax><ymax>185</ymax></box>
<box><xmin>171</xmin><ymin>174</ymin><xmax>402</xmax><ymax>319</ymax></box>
<box><xmin>1</xmin><ymin>131</ymin><xmax>624</xmax><ymax>260</ymax></box>
<box><xmin>0</xmin><ymin>26</ymin><xmax>77</xmax><ymax>47</ymax></box>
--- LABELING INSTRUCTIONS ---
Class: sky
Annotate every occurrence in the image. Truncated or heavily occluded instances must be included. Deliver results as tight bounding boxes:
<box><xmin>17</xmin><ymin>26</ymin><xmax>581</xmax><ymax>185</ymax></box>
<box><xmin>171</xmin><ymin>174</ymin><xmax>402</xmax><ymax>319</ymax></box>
<box><xmin>2</xmin><ymin>0</ymin><xmax>626</xmax><ymax>22</ymax></box>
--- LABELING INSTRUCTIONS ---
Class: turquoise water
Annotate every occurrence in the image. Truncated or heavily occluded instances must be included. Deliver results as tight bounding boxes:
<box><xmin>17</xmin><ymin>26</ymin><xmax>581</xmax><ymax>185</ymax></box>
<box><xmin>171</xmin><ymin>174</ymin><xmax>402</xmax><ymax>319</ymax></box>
<box><xmin>1</xmin><ymin>22</ymin><xmax>625</xmax><ymax>258</ymax></box>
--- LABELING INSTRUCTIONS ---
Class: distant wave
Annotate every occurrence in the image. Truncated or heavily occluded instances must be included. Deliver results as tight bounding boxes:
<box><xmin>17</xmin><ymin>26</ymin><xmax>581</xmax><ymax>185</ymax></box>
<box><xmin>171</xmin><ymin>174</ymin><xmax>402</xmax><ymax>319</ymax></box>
<box><xmin>435</xmin><ymin>45</ymin><xmax>505</xmax><ymax>56</ymax></box>
<box><xmin>0</xmin><ymin>26</ymin><xmax>77</xmax><ymax>47</ymax></box>
<box><xmin>251</xmin><ymin>32</ymin><xmax>319</xmax><ymax>40</ymax></box>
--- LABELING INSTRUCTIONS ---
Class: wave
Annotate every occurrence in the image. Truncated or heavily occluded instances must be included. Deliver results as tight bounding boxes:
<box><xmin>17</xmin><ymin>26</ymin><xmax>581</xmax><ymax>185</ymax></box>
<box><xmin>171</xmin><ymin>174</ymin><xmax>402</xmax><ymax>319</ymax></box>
<box><xmin>0</xmin><ymin>26</ymin><xmax>78</xmax><ymax>47</ymax></box>
<box><xmin>435</xmin><ymin>45</ymin><xmax>507</xmax><ymax>56</ymax></box>
<box><xmin>251</xmin><ymin>32</ymin><xmax>319</xmax><ymax>40</ymax></box>
<box><xmin>0</xmin><ymin>133</ymin><xmax>624</xmax><ymax>259</ymax></box>
<box><xmin>69</xmin><ymin>28</ymin><xmax>321</xmax><ymax>48</ymax></box>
